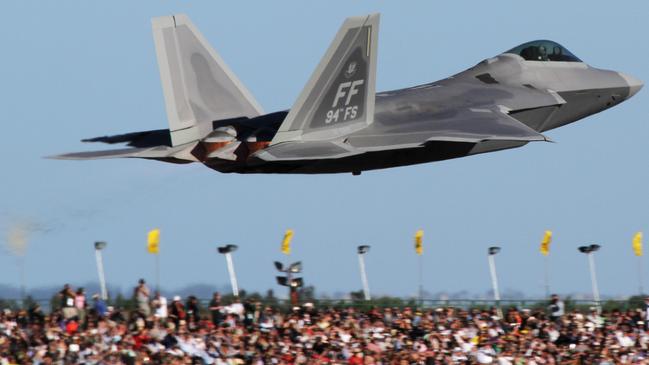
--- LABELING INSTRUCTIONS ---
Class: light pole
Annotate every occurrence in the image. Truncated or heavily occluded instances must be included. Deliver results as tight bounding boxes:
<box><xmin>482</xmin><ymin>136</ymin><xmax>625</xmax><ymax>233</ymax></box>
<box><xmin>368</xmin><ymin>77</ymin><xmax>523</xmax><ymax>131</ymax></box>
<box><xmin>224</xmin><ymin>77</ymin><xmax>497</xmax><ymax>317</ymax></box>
<box><xmin>539</xmin><ymin>230</ymin><xmax>553</xmax><ymax>299</ymax></box>
<box><xmin>217</xmin><ymin>245</ymin><xmax>239</xmax><ymax>297</ymax></box>
<box><xmin>414</xmin><ymin>230</ymin><xmax>424</xmax><ymax>305</ymax></box>
<box><xmin>578</xmin><ymin>244</ymin><xmax>601</xmax><ymax>313</ymax></box>
<box><xmin>146</xmin><ymin>229</ymin><xmax>161</xmax><ymax>293</ymax></box>
<box><xmin>487</xmin><ymin>246</ymin><xmax>502</xmax><ymax>318</ymax></box>
<box><xmin>274</xmin><ymin>261</ymin><xmax>303</xmax><ymax>305</ymax></box>
<box><xmin>94</xmin><ymin>241</ymin><xmax>108</xmax><ymax>300</ymax></box>
<box><xmin>357</xmin><ymin>245</ymin><xmax>371</xmax><ymax>301</ymax></box>
<box><xmin>633</xmin><ymin>232</ymin><xmax>643</xmax><ymax>295</ymax></box>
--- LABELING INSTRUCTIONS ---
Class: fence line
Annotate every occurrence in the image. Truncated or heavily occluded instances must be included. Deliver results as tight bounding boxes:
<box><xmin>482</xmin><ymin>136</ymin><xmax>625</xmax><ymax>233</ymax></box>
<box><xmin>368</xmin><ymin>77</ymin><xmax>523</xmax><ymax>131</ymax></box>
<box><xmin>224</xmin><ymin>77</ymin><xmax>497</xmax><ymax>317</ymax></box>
<box><xmin>0</xmin><ymin>297</ymin><xmax>644</xmax><ymax>313</ymax></box>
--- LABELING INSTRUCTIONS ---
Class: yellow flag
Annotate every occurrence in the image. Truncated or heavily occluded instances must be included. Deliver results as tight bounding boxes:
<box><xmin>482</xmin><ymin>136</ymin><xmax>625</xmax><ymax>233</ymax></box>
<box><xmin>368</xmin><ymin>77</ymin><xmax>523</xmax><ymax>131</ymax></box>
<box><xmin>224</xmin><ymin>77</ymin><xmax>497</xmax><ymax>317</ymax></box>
<box><xmin>414</xmin><ymin>229</ymin><xmax>424</xmax><ymax>255</ymax></box>
<box><xmin>539</xmin><ymin>230</ymin><xmax>552</xmax><ymax>256</ymax></box>
<box><xmin>633</xmin><ymin>232</ymin><xmax>643</xmax><ymax>257</ymax></box>
<box><xmin>281</xmin><ymin>229</ymin><xmax>293</xmax><ymax>255</ymax></box>
<box><xmin>147</xmin><ymin>228</ymin><xmax>160</xmax><ymax>254</ymax></box>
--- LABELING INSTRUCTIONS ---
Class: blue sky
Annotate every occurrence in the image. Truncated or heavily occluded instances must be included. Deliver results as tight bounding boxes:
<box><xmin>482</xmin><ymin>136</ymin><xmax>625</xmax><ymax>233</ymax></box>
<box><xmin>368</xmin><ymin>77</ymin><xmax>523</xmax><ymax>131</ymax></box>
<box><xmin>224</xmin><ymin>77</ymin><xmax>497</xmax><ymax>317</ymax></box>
<box><xmin>0</xmin><ymin>1</ymin><xmax>647</xmax><ymax>299</ymax></box>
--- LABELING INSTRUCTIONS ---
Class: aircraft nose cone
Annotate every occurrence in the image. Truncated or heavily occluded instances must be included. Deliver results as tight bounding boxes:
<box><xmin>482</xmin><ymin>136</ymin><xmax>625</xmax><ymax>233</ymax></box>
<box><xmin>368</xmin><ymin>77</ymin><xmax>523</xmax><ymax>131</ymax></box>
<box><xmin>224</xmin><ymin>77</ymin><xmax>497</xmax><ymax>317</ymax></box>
<box><xmin>618</xmin><ymin>72</ymin><xmax>644</xmax><ymax>98</ymax></box>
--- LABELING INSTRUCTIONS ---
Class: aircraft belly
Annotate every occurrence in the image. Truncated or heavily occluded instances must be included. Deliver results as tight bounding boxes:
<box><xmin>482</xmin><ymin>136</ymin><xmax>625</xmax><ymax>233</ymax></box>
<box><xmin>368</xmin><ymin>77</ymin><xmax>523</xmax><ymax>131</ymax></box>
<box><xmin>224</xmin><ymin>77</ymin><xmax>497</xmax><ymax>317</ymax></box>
<box><xmin>227</xmin><ymin>141</ymin><xmax>475</xmax><ymax>174</ymax></box>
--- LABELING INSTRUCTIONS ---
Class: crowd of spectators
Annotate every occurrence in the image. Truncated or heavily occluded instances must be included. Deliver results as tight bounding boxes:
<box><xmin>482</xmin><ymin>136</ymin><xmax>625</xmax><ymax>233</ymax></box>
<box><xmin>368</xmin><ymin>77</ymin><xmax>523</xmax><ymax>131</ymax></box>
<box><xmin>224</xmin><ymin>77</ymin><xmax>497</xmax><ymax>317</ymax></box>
<box><xmin>2</xmin><ymin>282</ymin><xmax>649</xmax><ymax>364</ymax></box>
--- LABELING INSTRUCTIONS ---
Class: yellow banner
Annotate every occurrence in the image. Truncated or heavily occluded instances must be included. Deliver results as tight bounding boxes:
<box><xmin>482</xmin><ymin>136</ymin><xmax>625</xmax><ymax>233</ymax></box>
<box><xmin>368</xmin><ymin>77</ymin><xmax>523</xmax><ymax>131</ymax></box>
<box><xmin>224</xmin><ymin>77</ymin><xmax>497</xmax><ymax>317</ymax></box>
<box><xmin>633</xmin><ymin>232</ymin><xmax>643</xmax><ymax>257</ymax></box>
<box><xmin>539</xmin><ymin>230</ymin><xmax>552</xmax><ymax>256</ymax></box>
<box><xmin>414</xmin><ymin>229</ymin><xmax>424</xmax><ymax>255</ymax></box>
<box><xmin>281</xmin><ymin>229</ymin><xmax>293</xmax><ymax>255</ymax></box>
<box><xmin>147</xmin><ymin>228</ymin><xmax>160</xmax><ymax>254</ymax></box>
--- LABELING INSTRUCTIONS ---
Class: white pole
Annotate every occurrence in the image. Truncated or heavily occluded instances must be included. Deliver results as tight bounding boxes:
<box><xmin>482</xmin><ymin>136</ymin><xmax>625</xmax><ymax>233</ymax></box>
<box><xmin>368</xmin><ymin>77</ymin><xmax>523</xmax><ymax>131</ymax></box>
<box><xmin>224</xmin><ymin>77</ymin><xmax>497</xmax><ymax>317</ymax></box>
<box><xmin>19</xmin><ymin>257</ymin><xmax>26</xmax><ymax>304</ymax></box>
<box><xmin>155</xmin><ymin>254</ymin><xmax>160</xmax><ymax>294</ymax></box>
<box><xmin>95</xmin><ymin>249</ymin><xmax>108</xmax><ymax>300</ymax></box>
<box><xmin>639</xmin><ymin>256</ymin><xmax>644</xmax><ymax>295</ymax></box>
<box><xmin>418</xmin><ymin>255</ymin><xmax>423</xmax><ymax>305</ymax></box>
<box><xmin>224</xmin><ymin>252</ymin><xmax>239</xmax><ymax>297</ymax></box>
<box><xmin>588</xmin><ymin>252</ymin><xmax>601</xmax><ymax>313</ymax></box>
<box><xmin>488</xmin><ymin>254</ymin><xmax>502</xmax><ymax>317</ymax></box>
<box><xmin>544</xmin><ymin>255</ymin><xmax>550</xmax><ymax>299</ymax></box>
<box><xmin>358</xmin><ymin>253</ymin><xmax>371</xmax><ymax>301</ymax></box>
<box><xmin>488</xmin><ymin>254</ymin><xmax>501</xmax><ymax>301</ymax></box>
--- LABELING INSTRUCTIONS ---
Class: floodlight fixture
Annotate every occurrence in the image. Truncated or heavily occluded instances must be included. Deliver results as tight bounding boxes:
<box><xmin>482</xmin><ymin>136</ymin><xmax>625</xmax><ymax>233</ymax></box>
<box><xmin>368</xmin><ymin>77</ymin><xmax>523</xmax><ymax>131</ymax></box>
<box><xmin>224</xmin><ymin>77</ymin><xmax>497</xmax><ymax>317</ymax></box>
<box><xmin>288</xmin><ymin>261</ymin><xmax>302</xmax><ymax>273</ymax></box>
<box><xmin>217</xmin><ymin>244</ymin><xmax>238</xmax><ymax>254</ymax></box>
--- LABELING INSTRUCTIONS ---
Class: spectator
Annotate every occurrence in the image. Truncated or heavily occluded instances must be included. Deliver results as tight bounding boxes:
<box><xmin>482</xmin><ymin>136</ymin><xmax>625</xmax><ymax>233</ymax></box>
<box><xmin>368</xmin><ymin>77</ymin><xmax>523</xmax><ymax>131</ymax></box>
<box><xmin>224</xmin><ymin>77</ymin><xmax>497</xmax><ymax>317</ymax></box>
<box><xmin>548</xmin><ymin>293</ymin><xmax>564</xmax><ymax>321</ymax></box>
<box><xmin>59</xmin><ymin>283</ymin><xmax>77</xmax><ymax>320</ymax></box>
<box><xmin>209</xmin><ymin>292</ymin><xmax>223</xmax><ymax>326</ymax></box>
<box><xmin>133</xmin><ymin>278</ymin><xmax>151</xmax><ymax>317</ymax></box>
<box><xmin>27</xmin><ymin>303</ymin><xmax>44</xmax><ymax>325</ymax></box>
<box><xmin>186</xmin><ymin>295</ymin><xmax>200</xmax><ymax>325</ymax></box>
<box><xmin>5</xmin><ymin>286</ymin><xmax>649</xmax><ymax>364</ymax></box>
<box><xmin>169</xmin><ymin>295</ymin><xmax>186</xmax><ymax>326</ymax></box>
<box><xmin>152</xmin><ymin>291</ymin><xmax>168</xmax><ymax>319</ymax></box>
<box><xmin>92</xmin><ymin>293</ymin><xmax>107</xmax><ymax>318</ymax></box>
<box><xmin>644</xmin><ymin>296</ymin><xmax>649</xmax><ymax>329</ymax></box>
<box><xmin>74</xmin><ymin>287</ymin><xmax>87</xmax><ymax>326</ymax></box>
<box><xmin>227</xmin><ymin>296</ymin><xmax>245</xmax><ymax>319</ymax></box>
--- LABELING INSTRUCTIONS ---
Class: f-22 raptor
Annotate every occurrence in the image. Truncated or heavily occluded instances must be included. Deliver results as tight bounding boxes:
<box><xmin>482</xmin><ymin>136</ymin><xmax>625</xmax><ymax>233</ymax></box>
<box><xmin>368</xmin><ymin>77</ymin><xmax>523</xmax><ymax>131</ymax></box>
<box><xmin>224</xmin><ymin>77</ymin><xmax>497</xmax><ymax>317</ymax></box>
<box><xmin>54</xmin><ymin>13</ymin><xmax>643</xmax><ymax>175</ymax></box>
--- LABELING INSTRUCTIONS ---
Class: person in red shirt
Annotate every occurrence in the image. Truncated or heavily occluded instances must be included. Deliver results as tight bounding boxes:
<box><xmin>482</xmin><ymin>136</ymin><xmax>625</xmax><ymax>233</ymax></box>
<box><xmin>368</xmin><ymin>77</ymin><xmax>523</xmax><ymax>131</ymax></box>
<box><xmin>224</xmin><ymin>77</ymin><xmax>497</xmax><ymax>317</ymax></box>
<box><xmin>133</xmin><ymin>328</ymin><xmax>150</xmax><ymax>350</ymax></box>
<box><xmin>348</xmin><ymin>350</ymin><xmax>363</xmax><ymax>365</ymax></box>
<box><xmin>65</xmin><ymin>318</ymin><xmax>79</xmax><ymax>335</ymax></box>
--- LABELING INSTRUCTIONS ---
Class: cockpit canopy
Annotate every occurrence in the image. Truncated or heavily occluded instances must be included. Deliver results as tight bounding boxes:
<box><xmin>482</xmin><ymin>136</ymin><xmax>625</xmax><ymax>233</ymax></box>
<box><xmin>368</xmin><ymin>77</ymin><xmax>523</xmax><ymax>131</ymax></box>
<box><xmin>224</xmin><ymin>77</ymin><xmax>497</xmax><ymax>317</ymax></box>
<box><xmin>505</xmin><ymin>40</ymin><xmax>582</xmax><ymax>62</ymax></box>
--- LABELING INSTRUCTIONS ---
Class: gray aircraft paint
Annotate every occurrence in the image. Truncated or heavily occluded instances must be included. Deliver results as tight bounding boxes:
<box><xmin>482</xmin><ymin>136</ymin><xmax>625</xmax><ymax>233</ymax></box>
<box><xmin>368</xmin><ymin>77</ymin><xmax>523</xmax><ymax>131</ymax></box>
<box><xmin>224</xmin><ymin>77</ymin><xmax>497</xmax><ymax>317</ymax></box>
<box><xmin>53</xmin><ymin>14</ymin><xmax>643</xmax><ymax>175</ymax></box>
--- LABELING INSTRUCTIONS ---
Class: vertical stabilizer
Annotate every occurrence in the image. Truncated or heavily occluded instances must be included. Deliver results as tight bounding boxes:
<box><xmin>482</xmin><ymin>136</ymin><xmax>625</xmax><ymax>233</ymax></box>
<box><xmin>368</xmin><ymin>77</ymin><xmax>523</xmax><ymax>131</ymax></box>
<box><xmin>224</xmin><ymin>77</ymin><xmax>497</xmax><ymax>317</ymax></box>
<box><xmin>271</xmin><ymin>14</ymin><xmax>379</xmax><ymax>145</ymax></box>
<box><xmin>152</xmin><ymin>14</ymin><xmax>264</xmax><ymax>146</ymax></box>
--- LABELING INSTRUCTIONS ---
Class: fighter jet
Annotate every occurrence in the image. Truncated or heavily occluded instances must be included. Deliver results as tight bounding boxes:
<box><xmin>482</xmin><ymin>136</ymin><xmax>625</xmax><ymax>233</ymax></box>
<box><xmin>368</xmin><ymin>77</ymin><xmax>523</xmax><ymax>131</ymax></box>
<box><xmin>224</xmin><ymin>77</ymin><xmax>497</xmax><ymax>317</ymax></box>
<box><xmin>53</xmin><ymin>13</ymin><xmax>643</xmax><ymax>175</ymax></box>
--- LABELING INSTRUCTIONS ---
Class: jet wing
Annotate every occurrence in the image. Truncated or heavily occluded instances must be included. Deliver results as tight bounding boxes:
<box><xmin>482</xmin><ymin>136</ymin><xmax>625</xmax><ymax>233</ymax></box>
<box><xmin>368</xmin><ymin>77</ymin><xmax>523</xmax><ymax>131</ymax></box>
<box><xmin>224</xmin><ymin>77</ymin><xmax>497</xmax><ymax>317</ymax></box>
<box><xmin>257</xmin><ymin>107</ymin><xmax>547</xmax><ymax>161</ymax></box>
<box><xmin>253</xmin><ymin>140</ymin><xmax>363</xmax><ymax>161</ymax></box>
<box><xmin>416</xmin><ymin>107</ymin><xmax>548</xmax><ymax>144</ymax></box>
<box><xmin>347</xmin><ymin>107</ymin><xmax>549</xmax><ymax>151</ymax></box>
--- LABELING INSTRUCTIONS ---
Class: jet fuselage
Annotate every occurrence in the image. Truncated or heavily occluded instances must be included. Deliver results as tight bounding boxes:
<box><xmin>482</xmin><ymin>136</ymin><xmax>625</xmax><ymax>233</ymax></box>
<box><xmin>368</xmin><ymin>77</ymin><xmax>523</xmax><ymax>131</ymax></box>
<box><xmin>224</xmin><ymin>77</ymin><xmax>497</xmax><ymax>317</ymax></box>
<box><xmin>216</xmin><ymin>49</ymin><xmax>641</xmax><ymax>174</ymax></box>
<box><xmin>55</xmin><ymin>19</ymin><xmax>643</xmax><ymax>176</ymax></box>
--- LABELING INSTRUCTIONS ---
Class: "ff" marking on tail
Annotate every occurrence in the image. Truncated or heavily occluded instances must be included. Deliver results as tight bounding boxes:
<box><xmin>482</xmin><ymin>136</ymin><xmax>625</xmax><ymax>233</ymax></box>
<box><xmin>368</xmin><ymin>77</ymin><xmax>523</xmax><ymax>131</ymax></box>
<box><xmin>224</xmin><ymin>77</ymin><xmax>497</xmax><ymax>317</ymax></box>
<box><xmin>332</xmin><ymin>80</ymin><xmax>365</xmax><ymax>108</ymax></box>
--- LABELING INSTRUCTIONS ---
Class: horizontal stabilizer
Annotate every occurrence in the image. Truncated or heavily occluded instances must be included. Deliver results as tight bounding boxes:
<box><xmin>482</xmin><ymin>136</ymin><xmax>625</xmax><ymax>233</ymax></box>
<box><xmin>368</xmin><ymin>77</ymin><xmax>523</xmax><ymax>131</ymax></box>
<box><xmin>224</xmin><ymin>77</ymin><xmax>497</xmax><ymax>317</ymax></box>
<box><xmin>48</xmin><ymin>148</ymin><xmax>153</xmax><ymax>160</ymax></box>
<box><xmin>81</xmin><ymin>129</ymin><xmax>172</xmax><ymax>148</ymax></box>
<box><xmin>48</xmin><ymin>143</ymin><xmax>199</xmax><ymax>162</ymax></box>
